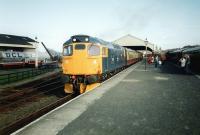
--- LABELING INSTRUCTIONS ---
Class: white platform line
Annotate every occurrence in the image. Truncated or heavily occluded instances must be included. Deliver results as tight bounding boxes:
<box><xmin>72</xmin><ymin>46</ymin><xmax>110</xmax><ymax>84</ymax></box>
<box><xmin>195</xmin><ymin>75</ymin><xmax>200</xmax><ymax>79</ymax></box>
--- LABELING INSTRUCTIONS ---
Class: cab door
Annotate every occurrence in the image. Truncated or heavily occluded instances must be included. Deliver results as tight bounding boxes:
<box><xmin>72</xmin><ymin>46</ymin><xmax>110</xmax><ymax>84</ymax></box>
<box><xmin>102</xmin><ymin>47</ymin><xmax>108</xmax><ymax>73</ymax></box>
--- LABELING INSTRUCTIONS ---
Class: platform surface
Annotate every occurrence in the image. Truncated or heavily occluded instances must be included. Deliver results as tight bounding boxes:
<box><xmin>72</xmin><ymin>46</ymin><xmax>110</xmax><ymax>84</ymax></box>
<box><xmin>13</xmin><ymin>61</ymin><xmax>200</xmax><ymax>135</ymax></box>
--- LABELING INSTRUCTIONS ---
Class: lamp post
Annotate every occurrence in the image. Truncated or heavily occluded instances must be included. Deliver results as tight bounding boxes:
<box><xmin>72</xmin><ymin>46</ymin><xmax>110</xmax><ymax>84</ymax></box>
<box><xmin>144</xmin><ymin>38</ymin><xmax>148</xmax><ymax>70</ymax></box>
<box><xmin>153</xmin><ymin>44</ymin><xmax>154</xmax><ymax>54</ymax></box>
<box><xmin>35</xmin><ymin>37</ymin><xmax>38</xmax><ymax>68</ymax></box>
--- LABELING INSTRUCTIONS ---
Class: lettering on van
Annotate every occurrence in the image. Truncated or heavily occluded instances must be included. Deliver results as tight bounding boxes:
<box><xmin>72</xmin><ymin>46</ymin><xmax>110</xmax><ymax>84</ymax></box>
<box><xmin>4</xmin><ymin>52</ymin><xmax>23</xmax><ymax>58</ymax></box>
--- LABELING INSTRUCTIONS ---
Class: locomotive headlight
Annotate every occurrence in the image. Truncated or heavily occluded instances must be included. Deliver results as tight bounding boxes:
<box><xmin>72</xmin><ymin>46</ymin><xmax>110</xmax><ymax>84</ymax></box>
<box><xmin>85</xmin><ymin>38</ymin><xmax>89</xmax><ymax>42</ymax></box>
<box><xmin>73</xmin><ymin>38</ymin><xmax>76</xmax><ymax>42</ymax></box>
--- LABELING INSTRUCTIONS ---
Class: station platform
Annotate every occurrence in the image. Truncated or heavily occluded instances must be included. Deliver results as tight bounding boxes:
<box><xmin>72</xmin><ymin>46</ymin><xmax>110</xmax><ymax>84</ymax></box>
<box><xmin>13</xmin><ymin>61</ymin><xmax>200</xmax><ymax>135</ymax></box>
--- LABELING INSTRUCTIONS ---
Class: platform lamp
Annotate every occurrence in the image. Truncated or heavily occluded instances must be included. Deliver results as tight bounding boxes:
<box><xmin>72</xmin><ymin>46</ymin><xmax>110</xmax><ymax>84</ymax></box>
<box><xmin>144</xmin><ymin>38</ymin><xmax>148</xmax><ymax>70</ymax></box>
<box><xmin>35</xmin><ymin>37</ymin><xmax>38</xmax><ymax>68</ymax></box>
<box><xmin>152</xmin><ymin>44</ymin><xmax>155</xmax><ymax>55</ymax></box>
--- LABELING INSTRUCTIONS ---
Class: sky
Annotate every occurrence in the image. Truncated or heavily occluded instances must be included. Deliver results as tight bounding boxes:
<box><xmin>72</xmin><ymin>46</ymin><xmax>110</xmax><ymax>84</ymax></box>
<box><xmin>0</xmin><ymin>0</ymin><xmax>200</xmax><ymax>51</ymax></box>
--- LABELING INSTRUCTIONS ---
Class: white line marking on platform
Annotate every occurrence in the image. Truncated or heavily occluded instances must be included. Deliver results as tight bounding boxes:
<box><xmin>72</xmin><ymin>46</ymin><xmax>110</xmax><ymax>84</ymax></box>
<box><xmin>195</xmin><ymin>75</ymin><xmax>200</xmax><ymax>79</ymax></box>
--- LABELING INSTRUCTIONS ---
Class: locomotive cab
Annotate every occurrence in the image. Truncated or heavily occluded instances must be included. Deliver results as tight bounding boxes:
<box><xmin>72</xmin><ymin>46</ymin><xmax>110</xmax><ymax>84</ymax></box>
<box><xmin>62</xmin><ymin>43</ymin><xmax>102</xmax><ymax>75</ymax></box>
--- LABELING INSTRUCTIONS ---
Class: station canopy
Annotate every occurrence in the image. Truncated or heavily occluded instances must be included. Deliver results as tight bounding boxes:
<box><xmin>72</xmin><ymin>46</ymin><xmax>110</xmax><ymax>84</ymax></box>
<box><xmin>0</xmin><ymin>34</ymin><xmax>37</xmax><ymax>49</ymax></box>
<box><xmin>113</xmin><ymin>34</ymin><xmax>154</xmax><ymax>52</ymax></box>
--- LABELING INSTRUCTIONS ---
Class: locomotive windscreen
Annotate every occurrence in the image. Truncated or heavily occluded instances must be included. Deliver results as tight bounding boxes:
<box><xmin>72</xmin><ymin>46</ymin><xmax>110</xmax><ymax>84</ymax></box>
<box><xmin>72</xmin><ymin>35</ymin><xmax>89</xmax><ymax>43</ymax></box>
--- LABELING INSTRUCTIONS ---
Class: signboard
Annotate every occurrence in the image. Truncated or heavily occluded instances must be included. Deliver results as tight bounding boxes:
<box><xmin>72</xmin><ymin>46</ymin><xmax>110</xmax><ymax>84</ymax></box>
<box><xmin>1</xmin><ymin>51</ymin><xmax>25</xmax><ymax>58</ymax></box>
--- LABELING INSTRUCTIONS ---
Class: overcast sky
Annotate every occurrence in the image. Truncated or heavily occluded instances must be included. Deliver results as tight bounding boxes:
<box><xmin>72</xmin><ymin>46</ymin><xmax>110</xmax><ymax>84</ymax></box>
<box><xmin>0</xmin><ymin>0</ymin><xmax>200</xmax><ymax>51</ymax></box>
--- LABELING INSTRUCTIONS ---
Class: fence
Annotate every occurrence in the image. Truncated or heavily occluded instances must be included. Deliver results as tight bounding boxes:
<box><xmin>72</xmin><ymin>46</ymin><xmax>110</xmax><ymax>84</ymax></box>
<box><xmin>0</xmin><ymin>65</ymin><xmax>60</xmax><ymax>85</ymax></box>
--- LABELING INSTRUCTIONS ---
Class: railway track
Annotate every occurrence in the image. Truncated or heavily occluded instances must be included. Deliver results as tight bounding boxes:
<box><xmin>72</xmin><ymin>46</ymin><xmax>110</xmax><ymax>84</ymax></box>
<box><xmin>0</xmin><ymin>94</ymin><xmax>75</xmax><ymax>135</ymax></box>
<box><xmin>0</xmin><ymin>74</ymin><xmax>63</xmax><ymax>112</ymax></box>
<box><xmin>0</xmin><ymin>73</ymin><xmax>77</xmax><ymax>135</ymax></box>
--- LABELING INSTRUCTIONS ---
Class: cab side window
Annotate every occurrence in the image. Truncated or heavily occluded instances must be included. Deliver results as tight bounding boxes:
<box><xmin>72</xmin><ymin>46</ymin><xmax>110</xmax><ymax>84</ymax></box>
<box><xmin>63</xmin><ymin>45</ymin><xmax>73</xmax><ymax>56</ymax></box>
<box><xmin>88</xmin><ymin>45</ymin><xmax>100</xmax><ymax>56</ymax></box>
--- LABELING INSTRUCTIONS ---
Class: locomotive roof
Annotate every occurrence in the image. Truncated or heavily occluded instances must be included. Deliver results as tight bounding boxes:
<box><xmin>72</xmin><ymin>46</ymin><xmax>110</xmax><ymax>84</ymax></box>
<box><xmin>63</xmin><ymin>35</ymin><xmax>124</xmax><ymax>50</ymax></box>
<box><xmin>0</xmin><ymin>34</ymin><xmax>37</xmax><ymax>45</ymax></box>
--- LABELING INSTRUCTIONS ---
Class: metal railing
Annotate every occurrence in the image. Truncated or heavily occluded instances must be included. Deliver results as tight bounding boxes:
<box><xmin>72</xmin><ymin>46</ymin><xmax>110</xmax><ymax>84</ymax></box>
<box><xmin>0</xmin><ymin>65</ymin><xmax>60</xmax><ymax>85</ymax></box>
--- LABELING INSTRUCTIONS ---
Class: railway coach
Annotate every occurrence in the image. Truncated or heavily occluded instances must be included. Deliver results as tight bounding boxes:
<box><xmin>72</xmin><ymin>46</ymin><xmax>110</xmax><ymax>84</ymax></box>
<box><xmin>62</xmin><ymin>35</ymin><xmax>141</xmax><ymax>94</ymax></box>
<box><xmin>166</xmin><ymin>46</ymin><xmax>200</xmax><ymax>73</ymax></box>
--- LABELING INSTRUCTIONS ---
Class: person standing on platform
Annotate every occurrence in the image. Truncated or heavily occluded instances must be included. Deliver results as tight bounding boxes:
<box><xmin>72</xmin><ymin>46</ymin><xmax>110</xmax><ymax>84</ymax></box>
<box><xmin>179</xmin><ymin>56</ymin><xmax>186</xmax><ymax>73</ymax></box>
<box><xmin>155</xmin><ymin>55</ymin><xmax>159</xmax><ymax>68</ymax></box>
<box><xmin>148</xmin><ymin>56</ymin><xmax>153</xmax><ymax>64</ymax></box>
<box><xmin>185</xmin><ymin>54</ymin><xmax>191</xmax><ymax>73</ymax></box>
<box><xmin>151</xmin><ymin>56</ymin><xmax>154</xmax><ymax>64</ymax></box>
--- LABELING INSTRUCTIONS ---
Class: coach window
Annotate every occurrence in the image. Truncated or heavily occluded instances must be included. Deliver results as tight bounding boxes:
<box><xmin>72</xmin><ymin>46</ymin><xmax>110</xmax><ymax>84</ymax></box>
<box><xmin>63</xmin><ymin>45</ymin><xmax>73</xmax><ymax>56</ymax></box>
<box><xmin>88</xmin><ymin>45</ymin><xmax>100</xmax><ymax>56</ymax></box>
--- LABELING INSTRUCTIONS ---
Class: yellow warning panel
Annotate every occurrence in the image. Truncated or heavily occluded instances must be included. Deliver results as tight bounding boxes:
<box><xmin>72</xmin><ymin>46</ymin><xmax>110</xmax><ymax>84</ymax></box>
<box><xmin>80</xmin><ymin>83</ymin><xmax>87</xmax><ymax>94</ymax></box>
<box><xmin>64</xmin><ymin>83</ymin><xmax>73</xmax><ymax>93</ymax></box>
<box><xmin>85</xmin><ymin>83</ymin><xmax>101</xmax><ymax>92</ymax></box>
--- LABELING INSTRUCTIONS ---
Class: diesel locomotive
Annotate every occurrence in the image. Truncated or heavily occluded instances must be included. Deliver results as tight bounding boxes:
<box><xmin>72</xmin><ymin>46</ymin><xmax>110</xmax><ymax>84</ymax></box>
<box><xmin>62</xmin><ymin>35</ymin><xmax>142</xmax><ymax>94</ymax></box>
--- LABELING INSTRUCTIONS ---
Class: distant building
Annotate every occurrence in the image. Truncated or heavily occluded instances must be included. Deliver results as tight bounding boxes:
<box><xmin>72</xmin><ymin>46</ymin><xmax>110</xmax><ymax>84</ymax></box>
<box><xmin>0</xmin><ymin>34</ymin><xmax>39</xmax><ymax>68</ymax></box>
